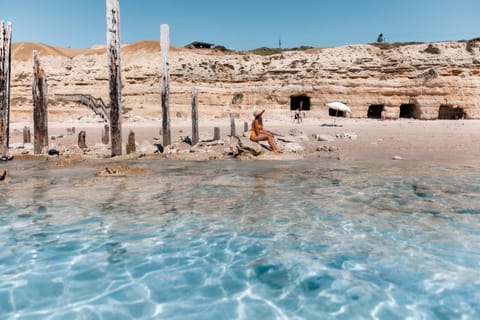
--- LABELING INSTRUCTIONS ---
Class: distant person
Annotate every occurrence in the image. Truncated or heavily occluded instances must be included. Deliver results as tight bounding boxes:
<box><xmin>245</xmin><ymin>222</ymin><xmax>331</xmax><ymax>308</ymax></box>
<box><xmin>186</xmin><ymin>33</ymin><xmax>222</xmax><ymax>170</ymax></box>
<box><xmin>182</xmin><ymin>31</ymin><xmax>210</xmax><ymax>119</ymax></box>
<box><xmin>250</xmin><ymin>110</ymin><xmax>283</xmax><ymax>154</ymax></box>
<box><xmin>294</xmin><ymin>108</ymin><xmax>302</xmax><ymax>123</ymax></box>
<box><xmin>377</xmin><ymin>33</ymin><xmax>385</xmax><ymax>43</ymax></box>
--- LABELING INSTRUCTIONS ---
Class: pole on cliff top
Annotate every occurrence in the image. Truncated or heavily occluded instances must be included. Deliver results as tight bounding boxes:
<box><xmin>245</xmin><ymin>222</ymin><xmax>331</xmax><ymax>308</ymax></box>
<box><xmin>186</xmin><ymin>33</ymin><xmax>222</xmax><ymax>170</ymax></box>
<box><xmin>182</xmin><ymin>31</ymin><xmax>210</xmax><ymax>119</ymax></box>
<box><xmin>106</xmin><ymin>0</ymin><xmax>122</xmax><ymax>156</ymax></box>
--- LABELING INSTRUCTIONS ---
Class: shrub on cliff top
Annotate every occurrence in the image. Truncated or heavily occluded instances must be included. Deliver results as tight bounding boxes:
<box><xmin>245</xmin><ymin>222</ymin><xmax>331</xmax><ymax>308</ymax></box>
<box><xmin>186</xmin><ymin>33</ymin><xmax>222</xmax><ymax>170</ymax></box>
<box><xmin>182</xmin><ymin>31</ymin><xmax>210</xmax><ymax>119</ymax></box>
<box><xmin>424</xmin><ymin>44</ymin><xmax>441</xmax><ymax>54</ymax></box>
<box><xmin>250</xmin><ymin>46</ymin><xmax>313</xmax><ymax>56</ymax></box>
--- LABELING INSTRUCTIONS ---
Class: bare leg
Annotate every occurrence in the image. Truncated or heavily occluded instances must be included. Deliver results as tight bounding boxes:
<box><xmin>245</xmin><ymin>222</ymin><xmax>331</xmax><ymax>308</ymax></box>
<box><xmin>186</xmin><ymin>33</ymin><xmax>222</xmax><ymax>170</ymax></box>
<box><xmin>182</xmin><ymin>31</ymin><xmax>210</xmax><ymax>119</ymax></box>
<box><xmin>268</xmin><ymin>136</ymin><xmax>282</xmax><ymax>154</ymax></box>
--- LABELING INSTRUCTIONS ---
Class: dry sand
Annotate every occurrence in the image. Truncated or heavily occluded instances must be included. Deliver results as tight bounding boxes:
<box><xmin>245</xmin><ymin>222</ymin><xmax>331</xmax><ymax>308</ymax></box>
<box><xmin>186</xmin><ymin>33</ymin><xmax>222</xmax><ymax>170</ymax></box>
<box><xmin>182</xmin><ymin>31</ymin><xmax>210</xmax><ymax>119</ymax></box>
<box><xmin>5</xmin><ymin>112</ymin><xmax>480</xmax><ymax>166</ymax></box>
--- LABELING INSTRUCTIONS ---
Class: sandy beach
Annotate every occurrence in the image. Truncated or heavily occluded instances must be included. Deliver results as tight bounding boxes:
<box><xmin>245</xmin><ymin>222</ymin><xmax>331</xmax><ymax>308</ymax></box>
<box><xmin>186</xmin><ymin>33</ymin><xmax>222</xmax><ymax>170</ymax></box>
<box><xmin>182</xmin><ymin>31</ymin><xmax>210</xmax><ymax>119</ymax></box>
<box><xmin>5</xmin><ymin>113</ymin><xmax>480</xmax><ymax>166</ymax></box>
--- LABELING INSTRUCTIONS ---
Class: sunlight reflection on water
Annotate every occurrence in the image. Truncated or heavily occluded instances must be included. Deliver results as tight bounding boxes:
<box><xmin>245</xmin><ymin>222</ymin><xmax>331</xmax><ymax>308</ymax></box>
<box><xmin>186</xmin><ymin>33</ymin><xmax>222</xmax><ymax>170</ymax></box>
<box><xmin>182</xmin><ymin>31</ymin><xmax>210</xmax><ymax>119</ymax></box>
<box><xmin>1</xmin><ymin>159</ymin><xmax>480</xmax><ymax>319</ymax></box>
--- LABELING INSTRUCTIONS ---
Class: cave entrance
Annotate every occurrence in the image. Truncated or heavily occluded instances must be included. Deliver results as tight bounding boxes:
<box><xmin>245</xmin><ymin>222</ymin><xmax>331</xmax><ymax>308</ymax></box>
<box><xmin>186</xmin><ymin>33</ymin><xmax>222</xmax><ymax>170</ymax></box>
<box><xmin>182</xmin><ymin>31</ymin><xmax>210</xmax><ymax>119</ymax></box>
<box><xmin>290</xmin><ymin>95</ymin><xmax>311</xmax><ymax>111</ymax></box>
<box><xmin>399</xmin><ymin>104</ymin><xmax>419</xmax><ymax>119</ymax></box>
<box><xmin>438</xmin><ymin>105</ymin><xmax>465</xmax><ymax>120</ymax></box>
<box><xmin>367</xmin><ymin>104</ymin><xmax>384</xmax><ymax>119</ymax></box>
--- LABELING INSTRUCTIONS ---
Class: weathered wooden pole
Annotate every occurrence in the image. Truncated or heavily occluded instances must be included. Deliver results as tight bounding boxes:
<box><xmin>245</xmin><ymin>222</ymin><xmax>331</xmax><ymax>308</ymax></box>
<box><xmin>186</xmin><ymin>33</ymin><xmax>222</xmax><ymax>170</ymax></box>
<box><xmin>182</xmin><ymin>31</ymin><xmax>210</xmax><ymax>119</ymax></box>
<box><xmin>230</xmin><ymin>114</ymin><xmax>236</xmax><ymax>137</ymax></box>
<box><xmin>101</xmin><ymin>124</ymin><xmax>109</xmax><ymax>144</ymax></box>
<box><xmin>126</xmin><ymin>130</ymin><xmax>136</xmax><ymax>154</ymax></box>
<box><xmin>0</xmin><ymin>21</ymin><xmax>12</xmax><ymax>157</ymax></box>
<box><xmin>214</xmin><ymin>127</ymin><xmax>220</xmax><ymax>140</ymax></box>
<box><xmin>160</xmin><ymin>24</ymin><xmax>171</xmax><ymax>146</ymax></box>
<box><xmin>32</xmin><ymin>50</ymin><xmax>48</xmax><ymax>154</ymax></box>
<box><xmin>23</xmin><ymin>126</ymin><xmax>31</xmax><ymax>144</ymax></box>
<box><xmin>78</xmin><ymin>131</ymin><xmax>87</xmax><ymax>149</ymax></box>
<box><xmin>106</xmin><ymin>0</ymin><xmax>122</xmax><ymax>156</ymax></box>
<box><xmin>191</xmin><ymin>87</ymin><xmax>199</xmax><ymax>145</ymax></box>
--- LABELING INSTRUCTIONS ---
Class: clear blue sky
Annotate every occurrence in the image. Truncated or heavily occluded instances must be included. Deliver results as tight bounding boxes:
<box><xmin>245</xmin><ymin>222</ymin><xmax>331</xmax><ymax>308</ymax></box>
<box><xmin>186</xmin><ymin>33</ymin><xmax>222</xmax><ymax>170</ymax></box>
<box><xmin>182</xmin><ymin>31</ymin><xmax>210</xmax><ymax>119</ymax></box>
<box><xmin>1</xmin><ymin>0</ymin><xmax>479</xmax><ymax>50</ymax></box>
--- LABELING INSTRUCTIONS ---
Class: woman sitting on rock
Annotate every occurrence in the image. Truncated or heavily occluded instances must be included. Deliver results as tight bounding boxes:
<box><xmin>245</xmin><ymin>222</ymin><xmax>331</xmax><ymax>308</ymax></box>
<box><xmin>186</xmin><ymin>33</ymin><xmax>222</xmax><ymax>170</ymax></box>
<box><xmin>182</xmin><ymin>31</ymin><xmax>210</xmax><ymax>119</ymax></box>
<box><xmin>250</xmin><ymin>110</ymin><xmax>283</xmax><ymax>154</ymax></box>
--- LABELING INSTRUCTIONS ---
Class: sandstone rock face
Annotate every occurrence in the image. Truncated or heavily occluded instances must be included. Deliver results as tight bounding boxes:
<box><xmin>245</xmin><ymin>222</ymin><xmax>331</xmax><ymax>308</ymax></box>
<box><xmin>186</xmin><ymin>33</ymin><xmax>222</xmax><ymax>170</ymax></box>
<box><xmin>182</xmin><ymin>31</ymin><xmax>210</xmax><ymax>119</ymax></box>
<box><xmin>9</xmin><ymin>40</ymin><xmax>480</xmax><ymax>121</ymax></box>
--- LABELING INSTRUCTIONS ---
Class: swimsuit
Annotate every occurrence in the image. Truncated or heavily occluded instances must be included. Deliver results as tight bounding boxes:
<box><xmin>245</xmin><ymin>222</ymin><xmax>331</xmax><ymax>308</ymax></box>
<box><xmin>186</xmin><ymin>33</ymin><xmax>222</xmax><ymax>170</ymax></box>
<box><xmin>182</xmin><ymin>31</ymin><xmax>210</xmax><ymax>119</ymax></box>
<box><xmin>250</xmin><ymin>121</ymin><xmax>263</xmax><ymax>139</ymax></box>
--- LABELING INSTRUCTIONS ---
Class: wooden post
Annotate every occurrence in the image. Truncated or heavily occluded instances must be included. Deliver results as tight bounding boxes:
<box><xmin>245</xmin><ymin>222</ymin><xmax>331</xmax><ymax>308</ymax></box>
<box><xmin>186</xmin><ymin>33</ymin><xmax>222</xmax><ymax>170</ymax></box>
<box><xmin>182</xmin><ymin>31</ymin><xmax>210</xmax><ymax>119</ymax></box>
<box><xmin>160</xmin><ymin>24</ymin><xmax>171</xmax><ymax>146</ymax></box>
<box><xmin>214</xmin><ymin>127</ymin><xmax>220</xmax><ymax>140</ymax></box>
<box><xmin>126</xmin><ymin>130</ymin><xmax>136</xmax><ymax>154</ymax></box>
<box><xmin>230</xmin><ymin>114</ymin><xmax>236</xmax><ymax>137</ymax></box>
<box><xmin>106</xmin><ymin>0</ymin><xmax>122</xmax><ymax>156</ymax></box>
<box><xmin>32</xmin><ymin>50</ymin><xmax>48</xmax><ymax>154</ymax></box>
<box><xmin>23</xmin><ymin>126</ymin><xmax>31</xmax><ymax>144</ymax></box>
<box><xmin>102</xmin><ymin>124</ymin><xmax>109</xmax><ymax>144</ymax></box>
<box><xmin>191</xmin><ymin>88</ymin><xmax>199</xmax><ymax>145</ymax></box>
<box><xmin>78</xmin><ymin>131</ymin><xmax>87</xmax><ymax>149</ymax></box>
<box><xmin>0</xmin><ymin>21</ymin><xmax>12</xmax><ymax>157</ymax></box>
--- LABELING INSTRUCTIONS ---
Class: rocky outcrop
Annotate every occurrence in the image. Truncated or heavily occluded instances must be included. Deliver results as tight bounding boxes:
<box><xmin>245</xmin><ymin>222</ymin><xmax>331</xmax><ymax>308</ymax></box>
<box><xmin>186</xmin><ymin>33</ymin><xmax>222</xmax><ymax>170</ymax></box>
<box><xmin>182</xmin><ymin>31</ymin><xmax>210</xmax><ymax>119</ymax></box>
<box><xmin>9</xmin><ymin>39</ymin><xmax>480</xmax><ymax>121</ymax></box>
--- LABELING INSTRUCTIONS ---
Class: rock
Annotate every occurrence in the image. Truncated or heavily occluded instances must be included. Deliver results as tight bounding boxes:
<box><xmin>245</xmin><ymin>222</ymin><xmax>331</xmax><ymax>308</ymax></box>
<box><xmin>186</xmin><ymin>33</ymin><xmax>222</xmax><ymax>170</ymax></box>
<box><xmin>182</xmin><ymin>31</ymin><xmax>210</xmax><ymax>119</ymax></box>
<box><xmin>317</xmin><ymin>145</ymin><xmax>338</xmax><ymax>152</ymax></box>
<box><xmin>282</xmin><ymin>142</ymin><xmax>305</xmax><ymax>153</ymax></box>
<box><xmin>48</xmin><ymin>149</ymin><xmax>60</xmax><ymax>156</ymax></box>
<box><xmin>314</xmin><ymin>134</ymin><xmax>335</xmax><ymax>142</ymax></box>
<box><xmin>392</xmin><ymin>155</ymin><xmax>405</xmax><ymax>160</ymax></box>
<box><xmin>336</xmin><ymin>132</ymin><xmax>357</xmax><ymax>140</ymax></box>
<box><xmin>236</xmin><ymin>137</ymin><xmax>263</xmax><ymax>156</ymax></box>
<box><xmin>10</xmin><ymin>143</ymin><xmax>24</xmax><ymax>150</ymax></box>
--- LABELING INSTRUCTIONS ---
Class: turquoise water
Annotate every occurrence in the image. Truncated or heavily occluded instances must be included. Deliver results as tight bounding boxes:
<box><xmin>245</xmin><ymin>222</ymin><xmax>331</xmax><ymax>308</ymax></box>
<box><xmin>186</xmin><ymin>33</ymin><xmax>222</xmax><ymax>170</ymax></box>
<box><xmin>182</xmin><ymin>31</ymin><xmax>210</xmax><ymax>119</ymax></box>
<box><xmin>1</xmin><ymin>159</ymin><xmax>480</xmax><ymax>319</ymax></box>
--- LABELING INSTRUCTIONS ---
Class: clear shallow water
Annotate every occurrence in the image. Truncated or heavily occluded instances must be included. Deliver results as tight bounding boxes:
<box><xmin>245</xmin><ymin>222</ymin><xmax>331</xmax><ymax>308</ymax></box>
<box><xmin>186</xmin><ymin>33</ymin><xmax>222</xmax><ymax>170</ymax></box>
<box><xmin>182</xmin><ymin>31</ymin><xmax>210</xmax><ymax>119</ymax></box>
<box><xmin>1</xmin><ymin>159</ymin><xmax>480</xmax><ymax>319</ymax></box>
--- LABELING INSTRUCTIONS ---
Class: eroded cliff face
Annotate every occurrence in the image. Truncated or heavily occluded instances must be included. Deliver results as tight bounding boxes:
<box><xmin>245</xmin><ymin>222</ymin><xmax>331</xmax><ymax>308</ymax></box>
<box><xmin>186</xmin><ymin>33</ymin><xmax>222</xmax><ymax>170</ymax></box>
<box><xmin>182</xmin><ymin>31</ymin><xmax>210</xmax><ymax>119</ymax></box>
<box><xmin>9</xmin><ymin>40</ymin><xmax>480</xmax><ymax>121</ymax></box>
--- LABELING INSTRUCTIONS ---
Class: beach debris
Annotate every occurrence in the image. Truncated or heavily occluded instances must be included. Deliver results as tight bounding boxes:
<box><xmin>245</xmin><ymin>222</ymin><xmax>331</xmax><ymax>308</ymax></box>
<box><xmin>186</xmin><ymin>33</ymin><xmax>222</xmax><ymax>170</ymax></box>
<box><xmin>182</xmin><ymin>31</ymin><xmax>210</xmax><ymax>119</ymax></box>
<box><xmin>336</xmin><ymin>132</ymin><xmax>357</xmax><ymax>140</ymax></box>
<box><xmin>392</xmin><ymin>155</ymin><xmax>405</xmax><ymax>160</ymax></box>
<box><xmin>154</xmin><ymin>143</ymin><xmax>164</xmax><ymax>153</ymax></box>
<box><xmin>0</xmin><ymin>155</ymin><xmax>14</xmax><ymax>161</ymax></box>
<box><xmin>0</xmin><ymin>169</ymin><xmax>10</xmax><ymax>183</ymax></box>
<box><xmin>96</xmin><ymin>165</ymin><xmax>149</xmax><ymax>177</ymax></box>
<box><xmin>317</xmin><ymin>145</ymin><xmax>338</xmax><ymax>152</ymax></box>
<box><xmin>50</xmin><ymin>134</ymin><xmax>64</xmax><ymax>140</ymax></box>
<box><xmin>180</xmin><ymin>136</ymin><xmax>192</xmax><ymax>146</ymax></box>
<box><xmin>313</xmin><ymin>134</ymin><xmax>335</xmax><ymax>142</ymax></box>
<box><xmin>48</xmin><ymin>148</ymin><xmax>60</xmax><ymax>156</ymax></box>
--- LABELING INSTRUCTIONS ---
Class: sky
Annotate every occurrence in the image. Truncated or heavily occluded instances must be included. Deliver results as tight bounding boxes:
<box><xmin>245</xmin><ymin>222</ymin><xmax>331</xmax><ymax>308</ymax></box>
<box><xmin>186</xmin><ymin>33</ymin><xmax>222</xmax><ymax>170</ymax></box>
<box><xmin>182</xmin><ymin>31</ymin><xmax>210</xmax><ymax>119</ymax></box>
<box><xmin>1</xmin><ymin>0</ymin><xmax>479</xmax><ymax>50</ymax></box>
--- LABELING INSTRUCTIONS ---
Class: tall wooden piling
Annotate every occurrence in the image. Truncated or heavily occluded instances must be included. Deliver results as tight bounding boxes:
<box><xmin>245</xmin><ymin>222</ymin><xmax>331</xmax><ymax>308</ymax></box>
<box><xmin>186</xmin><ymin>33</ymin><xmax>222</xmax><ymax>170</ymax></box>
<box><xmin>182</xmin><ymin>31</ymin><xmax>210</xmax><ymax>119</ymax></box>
<box><xmin>0</xmin><ymin>21</ymin><xmax>12</xmax><ymax>157</ymax></box>
<box><xmin>106</xmin><ymin>0</ymin><xmax>122</xmax><ymax>156</ymax></box>
<box><xmin>160</xmin><ymin>24</ymin><xmax>171</xmax><ymax>146</ymax></box>
<box><xmin>32</xmin><ymin>50</ymin><xmax>48</xmax><ymax>154</ymax></box>
<box><xmin>191</xmin><ymin>88</ymin><xmax>199</xmax><ymax>145</ymax></box>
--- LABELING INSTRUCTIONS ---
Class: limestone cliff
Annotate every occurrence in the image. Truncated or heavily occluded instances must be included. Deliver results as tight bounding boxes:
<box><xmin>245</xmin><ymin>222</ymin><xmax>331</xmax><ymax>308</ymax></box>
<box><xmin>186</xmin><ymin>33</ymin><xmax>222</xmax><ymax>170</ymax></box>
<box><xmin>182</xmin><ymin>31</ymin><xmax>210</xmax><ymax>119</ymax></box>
<box><xmin>9</xmin><ymin>39</ymin><xmax>480</xmax><ymax>121</ymax></box>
